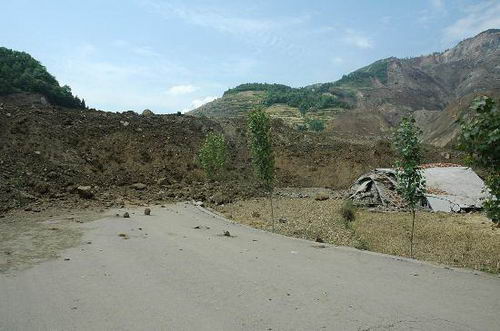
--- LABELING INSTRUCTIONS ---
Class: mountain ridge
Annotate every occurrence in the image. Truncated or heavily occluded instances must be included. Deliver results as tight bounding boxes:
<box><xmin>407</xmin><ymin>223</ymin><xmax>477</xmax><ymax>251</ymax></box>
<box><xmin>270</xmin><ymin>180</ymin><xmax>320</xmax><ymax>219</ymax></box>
<box><xmin>189</xmin><ymin>29</ymin><xmax>500</xmax><ymax>146</ymax></box>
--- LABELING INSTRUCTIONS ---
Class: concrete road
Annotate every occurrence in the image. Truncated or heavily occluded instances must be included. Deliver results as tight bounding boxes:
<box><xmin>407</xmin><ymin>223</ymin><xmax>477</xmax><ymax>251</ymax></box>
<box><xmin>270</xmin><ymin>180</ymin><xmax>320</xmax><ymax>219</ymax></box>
<box><xmin>1</xmin><ymin>203</ymin><xmax>499</xmax><ymax>330</ymax></box>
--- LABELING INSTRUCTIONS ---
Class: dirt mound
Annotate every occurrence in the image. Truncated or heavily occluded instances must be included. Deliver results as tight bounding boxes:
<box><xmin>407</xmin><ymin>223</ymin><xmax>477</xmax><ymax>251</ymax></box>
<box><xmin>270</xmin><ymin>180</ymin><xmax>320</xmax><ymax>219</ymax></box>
<box><xmin>0</xmin><ymin>93</ymin><xmax>459</xmax><ymax>213</ymax></box>
<box><xmin>0</xmin><ymin>94</ymin><xmax>257</xmax><ymax>212</ymax></box>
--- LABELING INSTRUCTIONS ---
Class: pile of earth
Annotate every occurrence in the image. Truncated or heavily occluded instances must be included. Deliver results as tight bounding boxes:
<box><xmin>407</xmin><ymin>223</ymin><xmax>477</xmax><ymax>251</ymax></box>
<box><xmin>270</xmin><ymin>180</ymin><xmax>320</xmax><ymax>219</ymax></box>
<box><xmin>0</xmin><ymin>93</ymin><xmax>461</xmax><ymax>214</ymax></box>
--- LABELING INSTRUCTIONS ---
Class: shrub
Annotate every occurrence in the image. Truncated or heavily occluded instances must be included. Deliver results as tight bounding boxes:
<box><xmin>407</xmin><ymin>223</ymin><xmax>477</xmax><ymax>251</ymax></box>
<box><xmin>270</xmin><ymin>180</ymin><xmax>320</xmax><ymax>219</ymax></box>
<box><xmin>354</xmin><ymin>238</ymin><xmax>370</xmax><ymax>251</ymax></box>
<box><xmin>340</xmin><ymin>200</ymin><xmax>356</xmax><ymax>228</ymax></box>
<box><xmin>307</xmin><ymin>118</ymin><xmax>326</xmax><ymax>132</ymax></box>
<box><xmin>247</xmin><ymin>108</ymin><xmax>276</xmax><ymax>230</ymax></box>
<box><xmin>392</xmin><ymin>116</ymin><xmax>426</xmax><ymax>258</ymax></box>
<box><xmin>459</xmin><ymin>96</ymin><xmax>500</xmax><ymax>224</ymax></box>
<box><xmin>198</xmin><ymin>132</ymin><xmax>227</xmax><ymax>180</ymax></box>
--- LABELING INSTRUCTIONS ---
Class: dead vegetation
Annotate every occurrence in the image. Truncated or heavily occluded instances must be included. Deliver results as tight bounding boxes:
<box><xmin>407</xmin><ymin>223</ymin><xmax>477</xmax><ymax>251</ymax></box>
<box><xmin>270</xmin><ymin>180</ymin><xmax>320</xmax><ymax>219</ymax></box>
<box><xmin>217</xmin><ymin>197</ymin><xmax>500</xmax><ymax>273</ymax></box>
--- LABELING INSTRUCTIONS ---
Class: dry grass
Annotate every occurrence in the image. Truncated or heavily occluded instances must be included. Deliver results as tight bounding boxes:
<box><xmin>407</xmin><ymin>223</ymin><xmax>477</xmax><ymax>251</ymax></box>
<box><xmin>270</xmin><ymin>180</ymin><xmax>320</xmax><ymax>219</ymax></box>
<box><xmin>217</xmin><ymin>197</ymin><xmax>500</xmax><ymax>273</ymax></box>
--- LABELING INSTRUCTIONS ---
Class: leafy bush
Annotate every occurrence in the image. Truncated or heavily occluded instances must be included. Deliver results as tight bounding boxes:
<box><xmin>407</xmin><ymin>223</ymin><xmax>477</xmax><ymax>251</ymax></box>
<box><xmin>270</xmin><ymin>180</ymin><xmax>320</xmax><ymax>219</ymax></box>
<box><xmin>0</xmin><ymin>47</ymin><xmax>85</xmax><ymax>108</ymax></box>
<box><xmin>340</xmin><ymin>200</ymin><xmax>356</xmax><ymax>228</ymax></box>
<box><xmin>392</xmin><ymin>116</ymin><xmax>426</xmax><ymax>258</ymax></box>
<box><xmin>247</xmin><ymin>109</ymin><xmax>274</xmax><ymax>190</ymax></box>
<box><xmin>459</xmin><ymin>96</ymin><xmax>500</xmax><ymax>223</ymax></box>
<box><xmin>306</xmin><ymin>119</ymin><xmax>325</xmax><ymax>132</ymax></box>
<box><xmin>247</xmin><ymin>108</ymin><xmax>276</xmax><ymax>230</ymax></box>
<box><xmin>297</xmin><ymin>124</ymin><xmax>307</xmax><ymax>132</ymax></box>
<box><xmin>198</xmin><ymin>132</ymin><xmax>228</xmax><ymax>180</ymax></box>
<box><xmin>354</xmin><ymin>238</ymin><xmax>370</xmax><ymax>251</ymax></box>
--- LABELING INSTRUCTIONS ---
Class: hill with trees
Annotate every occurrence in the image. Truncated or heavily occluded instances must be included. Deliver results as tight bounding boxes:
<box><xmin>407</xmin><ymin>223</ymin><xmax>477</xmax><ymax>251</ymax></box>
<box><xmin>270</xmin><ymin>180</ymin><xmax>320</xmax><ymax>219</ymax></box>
<box><xmin>0</xmin><ymin>47</ymin><xmax>85</xmax><ymax>108</ymax></box>
<box><xmin>189</xmin><ymin>29</ymin><xmax>500</xmax><ymax>143</ymax></box>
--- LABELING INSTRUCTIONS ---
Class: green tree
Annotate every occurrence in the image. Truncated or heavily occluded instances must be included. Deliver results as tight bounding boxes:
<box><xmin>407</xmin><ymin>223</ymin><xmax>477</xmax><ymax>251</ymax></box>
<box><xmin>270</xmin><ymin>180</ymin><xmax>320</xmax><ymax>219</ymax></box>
<box><xmin>198</xmin><ymin>132</ymin><xmax>228</xmax><ymax>180</ymax></box>
<box><xmin>392</xmin><ymin>116</ymin><xmax>426</xmax><ymax>258</ymax></box>
<box><xmin>459</xmin><ymin>96</ymin><xmax>500</xmax><ymax>224</ymax></box>
<box><xmin>247</xmin><ymin>108</ymin><xmax>276</xmax><ymax>231</ymax></box>
<box><xmin>0</xmin><ymin>47</ymin><xmax>84</xmax><ymax>108</ymax></box>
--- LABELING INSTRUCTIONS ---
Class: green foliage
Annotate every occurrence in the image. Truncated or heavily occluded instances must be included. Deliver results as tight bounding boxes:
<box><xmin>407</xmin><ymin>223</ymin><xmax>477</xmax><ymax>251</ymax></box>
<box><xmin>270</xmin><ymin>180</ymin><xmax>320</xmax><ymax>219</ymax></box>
<box><xmin>393</xmin><ymin>116</ymin><xmax>426</xmax><ymax>209</ymax></box>
<box><xmin>459</xmin><ymin>96</ymin><xmax>500</xmax><ymax>222</ymax></box>
<box><xmin>392</xmin><ymin>115</ymin><xmax>426</xmax><ymax>258</ymax></box>
<box><xmin>354</xmin><ymin>238</ymin><xmax>370</xmax><ymax>251</ymax></box>
<box><xmin>247</xmin><ymin>108</ymin><xmax>275</xmax><ymax>191</ymax></box>
<box><xmin>0</xmin><ymin>47</ymin><xmax>85</xmax><ymax>108</ymax></box>
<box><xmin>297</xmin><ymin>124</ymin><xmax>307</xmax><ymax>132</ymax></box>
<box><xmin>340</xmin><ymin>200</ymin><xmax>356</xmax><ymax>228</ymax></box>
<box><xmin>306</xmin><ymin>118</ymin><xmax>325</xmax><ymax>132</ymax></box>
<box><xmin>334</xmin><ymin>58</ymin><xmax>390</xmax><ymax>87</ymax></box>
<box><xmin>264</xmin><ymin>88</ymin><xmax>349</xmax><ymax>114</ymax></box>
<box><xmin>198</xmin><ymin>132</ymin><xmax>228</xmax><ymax>180</ymax></box>
<box><xmin>223</xmin><ymin>83</ymin><xmax>350</xmax><ymax>115</ymax></box>
<box><xmin>224</xmin><ymin>83</ymin><xmax>292</xmax><ymax>96</ymax></box>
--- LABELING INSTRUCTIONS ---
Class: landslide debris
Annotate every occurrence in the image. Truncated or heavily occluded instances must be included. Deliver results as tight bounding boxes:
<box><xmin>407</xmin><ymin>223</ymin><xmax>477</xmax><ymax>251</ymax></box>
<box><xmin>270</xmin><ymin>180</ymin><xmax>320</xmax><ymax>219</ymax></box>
<box><xmin>0</xmin><ymin>93</ymin><xmax>459</xmax><ymax>214</ymax></box>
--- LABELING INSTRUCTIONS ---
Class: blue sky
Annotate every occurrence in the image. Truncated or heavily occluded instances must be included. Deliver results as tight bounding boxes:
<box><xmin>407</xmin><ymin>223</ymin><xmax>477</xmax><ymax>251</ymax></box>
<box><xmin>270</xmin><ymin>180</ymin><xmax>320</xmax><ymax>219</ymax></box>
<box><xmin>1</xmin><ymin>0</ymin><xmax>499</xmax><ymax>113</ymax></box>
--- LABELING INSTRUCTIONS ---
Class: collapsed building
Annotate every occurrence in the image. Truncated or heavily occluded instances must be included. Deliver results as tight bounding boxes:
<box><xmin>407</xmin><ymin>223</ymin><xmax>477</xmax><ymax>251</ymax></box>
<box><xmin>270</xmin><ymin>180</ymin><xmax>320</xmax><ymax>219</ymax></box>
<box><xmin>348</xmin><ymin>165</ymin><xmax>488</xmax><ymax>212</ymax></box>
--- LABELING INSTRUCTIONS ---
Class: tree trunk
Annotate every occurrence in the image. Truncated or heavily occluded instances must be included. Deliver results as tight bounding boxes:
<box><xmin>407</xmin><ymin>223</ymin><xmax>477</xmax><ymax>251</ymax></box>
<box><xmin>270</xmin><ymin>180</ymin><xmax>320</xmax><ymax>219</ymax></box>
<box><xmin>269</xmin><ymin>189</ymin><xmax>275</xmax><ymax>232</ymax></box>
<box><xmin>410</xmin><ymin>208</ymin><xmax>416</xmax><ymax>258</ymax></box>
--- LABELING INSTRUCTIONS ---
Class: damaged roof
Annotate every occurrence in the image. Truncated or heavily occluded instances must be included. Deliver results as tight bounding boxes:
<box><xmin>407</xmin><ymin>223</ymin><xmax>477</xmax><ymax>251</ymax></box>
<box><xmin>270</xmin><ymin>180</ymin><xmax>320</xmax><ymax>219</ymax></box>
<box><xmin>349</xmin><ymin>166</ymin><xmax>488</xmax><ymax>212</ymax></box>
<box><xmin>423</xmin><ymin>167</ymin><xmax>488</xmax><ymax>212</ymax></box>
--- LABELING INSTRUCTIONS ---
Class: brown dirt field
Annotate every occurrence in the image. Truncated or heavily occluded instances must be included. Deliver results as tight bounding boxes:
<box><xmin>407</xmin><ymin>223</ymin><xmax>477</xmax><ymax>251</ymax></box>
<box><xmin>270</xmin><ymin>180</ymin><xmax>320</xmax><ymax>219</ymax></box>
<box><xmin>216</xmin><ymin>196</ymin><xmax>500</xmax><ymax>273</ymax></box>
<box><xmin>0</xmin><ymin>93</ymin><xmax>461</xmax><ymax>214</ymax></box>
<box><xmin>0</xmin><ymin>207</ymin><xmax>106</xmax><ymax>273</ymax></box>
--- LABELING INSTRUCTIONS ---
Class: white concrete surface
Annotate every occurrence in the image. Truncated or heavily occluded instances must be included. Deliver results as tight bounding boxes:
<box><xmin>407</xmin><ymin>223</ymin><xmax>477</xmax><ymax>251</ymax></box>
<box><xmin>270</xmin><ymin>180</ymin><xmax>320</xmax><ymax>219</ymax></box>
<box><xmin>1</xmin><ymin>203</ymin><xmax>499</xmax><ymax>330</ymax></box>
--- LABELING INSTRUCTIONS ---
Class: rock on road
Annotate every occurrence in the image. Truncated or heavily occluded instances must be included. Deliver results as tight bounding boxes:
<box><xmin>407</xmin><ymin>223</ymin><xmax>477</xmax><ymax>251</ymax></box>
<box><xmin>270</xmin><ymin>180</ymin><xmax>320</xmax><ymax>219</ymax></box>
<box><xmin>1</xmin><ymin>203</ymin><xmax>499</xmax><ymax>330</ymax></box>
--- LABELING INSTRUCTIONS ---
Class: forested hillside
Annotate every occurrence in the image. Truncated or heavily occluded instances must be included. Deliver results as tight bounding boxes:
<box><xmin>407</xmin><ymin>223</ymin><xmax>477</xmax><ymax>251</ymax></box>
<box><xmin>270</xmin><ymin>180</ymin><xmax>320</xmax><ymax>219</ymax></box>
<box><xmin>0</xmin><ymin>47</ymin><xmax>85</xmax><ymax>108</ymax></box>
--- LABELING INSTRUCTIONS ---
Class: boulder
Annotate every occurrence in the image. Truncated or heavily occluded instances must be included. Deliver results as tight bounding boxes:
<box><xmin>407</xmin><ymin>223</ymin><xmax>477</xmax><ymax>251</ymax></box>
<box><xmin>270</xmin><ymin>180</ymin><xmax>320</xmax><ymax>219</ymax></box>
<box><xmin>314</xmin><ymin>193</ymin><xmax>329</xmax><ymax>201</ymax></box>
<box><xmin>131</xmin><ymin>183</ymin><xmax>147</xmax><ymax>190</ymax></box>
<box><xmin>34</xmin><ymin>182</ymin><xmax>49</xmax><ymax>195</ymax></box>
<box><xmin>156</xmin><ymin>177</ymin><xmax>170</xmax><ymax>186</ymax></box>
<box><xmin>142</xmin><ymin>109</ymin><xmax>154</xmax><ymax>116</ymax></box>
<box><xmin>210</xmin><ymin>192</ymin><xmax>230</xmax><ymax>205</ymax></box>
<box><xmin>76</xmin><ymin>186</ymin><xmax>94</xmax><ymax>199</ymax></box>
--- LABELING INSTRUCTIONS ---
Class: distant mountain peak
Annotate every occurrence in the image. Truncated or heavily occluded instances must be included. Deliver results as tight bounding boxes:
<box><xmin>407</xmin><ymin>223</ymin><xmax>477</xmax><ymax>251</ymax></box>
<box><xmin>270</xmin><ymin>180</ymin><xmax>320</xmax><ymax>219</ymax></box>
<box><xmin>189</xmin><ymin>30</ymin><xmax>499</xmax><ymax>146</ymax></box>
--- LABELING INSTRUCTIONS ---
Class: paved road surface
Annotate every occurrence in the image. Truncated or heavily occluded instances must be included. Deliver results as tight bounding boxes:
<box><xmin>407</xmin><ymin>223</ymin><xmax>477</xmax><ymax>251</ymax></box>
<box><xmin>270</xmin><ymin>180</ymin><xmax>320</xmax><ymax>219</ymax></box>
<box><xmin>1</xmin><ymin>203</ymin><xmax>499</xmax><ymax>330</ymax></box>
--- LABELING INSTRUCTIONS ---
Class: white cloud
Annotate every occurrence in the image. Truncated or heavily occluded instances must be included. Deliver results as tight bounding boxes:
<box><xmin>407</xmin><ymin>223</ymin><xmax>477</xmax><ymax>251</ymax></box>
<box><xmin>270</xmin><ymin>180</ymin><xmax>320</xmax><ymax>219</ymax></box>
<box><xmin>418</xmin><ymin>0</ymin><xmax>448</xmax><ymax>27</ymax></box>
<box><xmin>112</xmin><ymin>40</ymin><xmax>161</xmax><ymax>57</ymax></box>
<box><xmin>332</xmin><ymin>57</ymin><xmax>343</xmax><ymax>64</ymax></box>
<box><xmin>167</xmin><ymin>84</ymin><xmax>198</xmax><ymax>95</ymax></box>
<box><xmin>342</xmin><ymin>29</ymin><xmax>373</xmax><ymax>49</ymax></box>
<box><xmin>142</xmin><ymin>0</ymin><xmax>308</xmax><ymax>35</ymax></box>
<box><xmin>53</xmin><ymin>43</ymin><xmax>196</xmax><ymax>112</ymax></box>
<box><xmin>430</xmin><ymin>0</ymin><xmax>445</xmax><ymax>10</ymax></box>
<box><xmin>380</xmin><ymin>16</ymin><xmax>392</xmax><ymax>25</ymax></box>
<box><xmin>183</xmin><ymin>96</ymin><xmax>218</xmax><ymax>112</ymax></box>
<box><xmin>140</xmin><ymin>0</ymin><xmax>309</xmax><ymax>58</ymax></box>
<box><xmin>443</xmin><ymin>0</ymin><xmax>500</xmax><ymax>44</ymax></box>
<box><xmin>133</xmin><ymin>46</ymin><xmax>161</xmax><ymax>57</ymax></box>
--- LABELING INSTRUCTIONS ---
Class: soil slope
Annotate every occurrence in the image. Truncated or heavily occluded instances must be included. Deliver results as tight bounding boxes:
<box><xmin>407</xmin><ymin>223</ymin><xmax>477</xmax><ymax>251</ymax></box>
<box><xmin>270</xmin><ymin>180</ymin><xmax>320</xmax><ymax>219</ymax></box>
<box><xmin>0</xmin><ymin>93</ymin><xmax>458</xmax><ymax>213</ymax></box>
